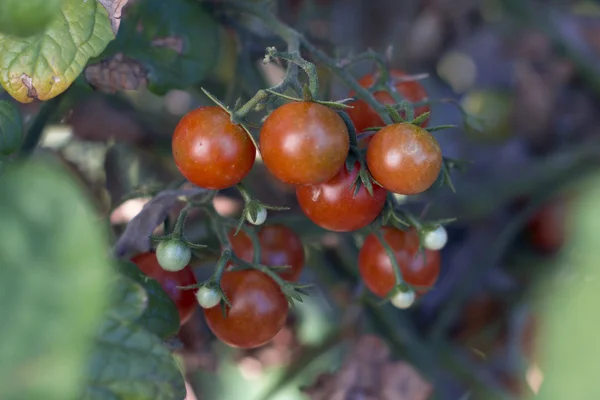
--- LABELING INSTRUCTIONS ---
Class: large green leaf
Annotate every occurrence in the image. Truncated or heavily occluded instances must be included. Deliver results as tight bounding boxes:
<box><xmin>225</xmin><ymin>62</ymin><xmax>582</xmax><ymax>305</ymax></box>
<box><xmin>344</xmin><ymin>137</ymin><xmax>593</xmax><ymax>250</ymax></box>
<box><xmin>0</xmin><ymin>160</ymin><xmax>112</xmax><ymax>400</ymax></box>
<box><xmin>534</xmin><ymin>174</ymin><xmax>600</xmax><ymax>399</ymax></box>
<box><xmin>83</xmin><ymin>273</ymin><xmax>186</xmax><ymax>400</ymax></box>
<box><xmin>0</xmin><ymin>100</ymin><xmax>23</xmax><ymax>155</ymax></box>
<box><xmin>0</xmin><ymin>0</ymin><xmax>114</xmax><ymax>103</ymax></box>
<box><xmin>98</xmin><ymin>0</ymin><xmax>220</xmax><ymax>94</ymax></box>
<box><xmin>118</xmin><ymin>261</ymin><xmax>180</xmax><ymax>339</ymax></box>
<box><xmin>0</xmin><ymin>0</ymin><xmax>64</xmax><ymax>38</ymax></box>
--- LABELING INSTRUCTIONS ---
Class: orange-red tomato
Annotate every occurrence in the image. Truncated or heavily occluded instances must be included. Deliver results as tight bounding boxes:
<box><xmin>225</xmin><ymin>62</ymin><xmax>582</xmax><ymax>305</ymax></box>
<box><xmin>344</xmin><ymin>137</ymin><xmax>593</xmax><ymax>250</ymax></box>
<box><xmin>259</xmin><ymin>102</ymin><xmax>350</xmax><ymax>185</ymax></box>
<box><xmin>296</xmin><ymin>162</ymin><xmax>387</xmax><ymax>232</ymax></box>
<box><xmin>172</xmin><ymin>106</ymin><xmax>255</xmax><ymax>189</ymax></box>
<box><xmin>204</xmin><ymin>269</ymin><xmax>289</xmax><ymax>348</ymax></box>
<box><xmin>346</xmin><ymin>70</ymin><xmax>430</xmax><ymax>136</ymax></box>
<box><xmin>131</xmin><ymin>252</ymin><xmax>198</xmax><ymax>326</ymax></box>
<box><xmin>366</xmin><ymin>122</ymin><xmax>442</xmax><ymax>195</ymax></box>
<box><xmin>228</xmin><ymin>225</ymin><xmax>305</xmax><ymax>281</ymax></box>
<box><xmin>358</xmin><ymin>227</ymin><xmax>441</xmax><ymax>297</ymax></box>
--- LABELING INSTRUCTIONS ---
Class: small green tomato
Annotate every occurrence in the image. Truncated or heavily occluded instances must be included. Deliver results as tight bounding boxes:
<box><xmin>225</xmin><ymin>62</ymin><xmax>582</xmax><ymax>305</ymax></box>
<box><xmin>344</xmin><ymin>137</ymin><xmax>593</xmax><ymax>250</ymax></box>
<box><xmin>423</xmin><ymin>225</ymin><xmax>448</xmax><ymax>251</ymax></box>
<box><xmin>196</xmin><ymin>286</ymin><xmax>221</xmax><ymax>309</ymax></box>
<box><xmin>247</xmin><ymin>206</ymin><xmax>267</xmax><ymax>225</ymax></box>
<box><xmin>390</xmin><ymin>289</ymin><xmax>416</xmax><ymax>309</ymax></box>
<box><xmin>156</xmin><ymin>239</ymin><xmax>191</xmax><ymax>272</ymax></box>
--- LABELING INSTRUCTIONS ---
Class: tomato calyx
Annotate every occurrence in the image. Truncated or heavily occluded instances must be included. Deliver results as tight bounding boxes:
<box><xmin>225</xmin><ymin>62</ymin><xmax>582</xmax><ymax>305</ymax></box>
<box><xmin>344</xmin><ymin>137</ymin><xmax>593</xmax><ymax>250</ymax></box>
<box><xmin>150</xmin><ymin>204</ymin><xmax>207</xmax><ymax>271</ymax></box>
<box><xmin>227</xmin><ymin>252</ymin><xmax>311</xmax><ymax>307</ymax></box>
<box><xmin>177</xmin><ymin>249</ymin><xmax>233</xmax><ymax>309</ymax></box>
<box><xmin>234</xmin><ymin>183</ymin><xmax>289</xmax><ymax>234</ymax></box>
<box><xmin>437</xmin><ymin>157</ymin><xmax>471</xmax><ymax>193</ymax></box>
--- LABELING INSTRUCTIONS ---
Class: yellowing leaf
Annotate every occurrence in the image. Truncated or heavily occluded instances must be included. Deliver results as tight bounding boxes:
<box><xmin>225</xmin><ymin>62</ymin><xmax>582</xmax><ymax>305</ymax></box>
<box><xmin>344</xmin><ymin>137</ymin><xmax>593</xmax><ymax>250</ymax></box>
<box><xmin>0</xmin><ymin>0</ymin><xmax>115</xmax><ymax>103</ymax></box>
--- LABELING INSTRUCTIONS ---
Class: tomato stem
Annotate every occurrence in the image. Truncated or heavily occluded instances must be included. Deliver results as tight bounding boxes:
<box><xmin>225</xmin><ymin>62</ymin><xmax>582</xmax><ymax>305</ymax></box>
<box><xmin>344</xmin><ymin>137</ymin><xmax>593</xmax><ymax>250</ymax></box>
<box><xmin>172</xmin><ymin>203</ymin><xmax>192</xmax><ymax>239</ymax></box>
<box><xmin>239</xmin><ymin>225</ymin><xmax>262</xmax><ymax>265</ymax></box>
<box><xmin>371</xmin><ymin>227</ymin><xmax>405</xmax><ymax>287</ymax></box>
<box><xmin>336</xmin><ymin>110</ymin><xmax>358</xmax><ymax>147</ymax></box>
<box><xmin>226</xmin><ymin>1</ymin><xmax>393</xmax><ymax>125</ymax></box>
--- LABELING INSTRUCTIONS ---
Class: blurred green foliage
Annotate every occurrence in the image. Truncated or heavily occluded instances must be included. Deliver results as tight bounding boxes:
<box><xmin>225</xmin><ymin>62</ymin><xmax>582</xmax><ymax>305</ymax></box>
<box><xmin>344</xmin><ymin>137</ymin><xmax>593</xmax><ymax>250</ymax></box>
<box><xmin>0</xmin><ymin>160</ymin><xmax>112</xmax><ymax>400</ymax></box>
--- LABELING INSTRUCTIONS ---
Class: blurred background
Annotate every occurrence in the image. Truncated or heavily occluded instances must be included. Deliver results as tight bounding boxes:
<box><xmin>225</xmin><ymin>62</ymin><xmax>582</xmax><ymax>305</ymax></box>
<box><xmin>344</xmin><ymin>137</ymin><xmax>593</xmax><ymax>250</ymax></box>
<box><xmin>7</xmin><ymin>0</ymin><xmax>600</xmax><ymax>399</ymax></box>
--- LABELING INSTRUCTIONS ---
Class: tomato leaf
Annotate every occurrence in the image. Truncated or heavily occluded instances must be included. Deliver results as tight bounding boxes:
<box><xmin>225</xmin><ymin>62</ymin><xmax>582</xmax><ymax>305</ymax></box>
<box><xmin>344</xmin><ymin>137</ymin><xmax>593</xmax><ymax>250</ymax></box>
<box><xmin>0</xmin><ymin>0</ymin><xmax>63</xmax><ymax>38</ymax></box>
<box><xmin>0</xmin><ymin>0</ymin><xmax>115</xmax><ymax>103</ymax></box>
<box><xmin>118</xmin><ymin>261</ymin><xmax>180</xmax><ymax>339</ymax></box>
<box><xmin>0</xmin><ymin>100</ymin><xmax>23</xmax><ymax>155</ymax></box>
<box><xmin>0</xmin><ymin>160</ymin><xmax>112</xmax><ymax>400</ymax></box>
<box><xmin>108</xmin><ymin>273</ymin><xmax>147</xmax><ymax>322</ymax></box>
<box><xmin>97</xmin><ymin>0</ymin><xmax>220</xmax><ymax>95</ymax></box>
<box><xmin>83</xmin><ymin>272</ymin><xmax>186</xmax><ymax>399</ymax></box>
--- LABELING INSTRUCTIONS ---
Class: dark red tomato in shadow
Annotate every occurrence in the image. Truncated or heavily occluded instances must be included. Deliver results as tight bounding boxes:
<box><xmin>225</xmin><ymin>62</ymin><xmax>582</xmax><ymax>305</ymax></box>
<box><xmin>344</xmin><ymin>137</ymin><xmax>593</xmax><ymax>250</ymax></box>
<box><xmin>358</xmin><ymin>227</ymin><xmax>440</xmax><ymax>298</ymax></box>
<box><xmin>228</xmin><ymin>225</ymin><xmax>305</xmax><ymax>281</ymax></box>
<box><xmin>296</xmin><ymin>162</ymin><xmax>387</xmax><ymax>232</ymax></box>
<box><xmin>526</xmin><ymin>197</ymin><xmax>569</xmax><ymax>254</ymax></box>
<box><xmin>346</xmin><ymin>69</ymin><xmax>430</xmax><ymax>139</ymax></box>
<box><xmin>131</xmin><ymin>252</ymin><xmax>198</xmax><ymax>326</ymax></box>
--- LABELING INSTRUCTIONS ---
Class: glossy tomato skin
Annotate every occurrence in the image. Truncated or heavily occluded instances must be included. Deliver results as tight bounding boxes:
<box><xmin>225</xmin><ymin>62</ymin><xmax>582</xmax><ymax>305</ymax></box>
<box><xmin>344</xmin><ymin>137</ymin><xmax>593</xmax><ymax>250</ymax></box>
<box><xmin>358</xmin><ymin>227</ymin><xmax>441</xmax><ymax>298</ymax></box>
<box><xmin>296</xmin><ymin>162</ymin><xmax>387</xmax><ymax>232</ymax></box>
<box><xmin>172</xmin><ymin>106</ymin><xmax>255</xmax><ymax>190</ymax></box>
<box><xmin>228</xmin><ymin>225</ymin><xmax>305</xmax><ymax>281</ymax></box>
<box><xmin>366</xmin><ymin>123</ymin><xmax>442</xmax><ymax>195</ymax></box>
<box><xmin>259</xmin><ymin>102</ymin><xmax>350</xmax><ymax>185</ymax></box>
<box><xmin>204</xmin><ymin>269</ymin><xmax>289</xmax><ymax>348</ymax></box>
<box><xmin>131</xmin><ymin>252</ymin><xmax>198</xmax><ymax>326</ymax></box>
<box><xmin>347</xmin><ymin>70</ymin><xmax>430</xmax><ymax>136</ymax></box>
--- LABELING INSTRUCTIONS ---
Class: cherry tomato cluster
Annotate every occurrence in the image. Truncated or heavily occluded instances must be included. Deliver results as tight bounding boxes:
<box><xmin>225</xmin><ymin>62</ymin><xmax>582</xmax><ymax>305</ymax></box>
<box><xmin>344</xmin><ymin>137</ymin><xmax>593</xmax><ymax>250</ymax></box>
<box><xmin>131</xmin><ymin>67</ymin><xmax>449</xmax><ymax>349</ymax></box>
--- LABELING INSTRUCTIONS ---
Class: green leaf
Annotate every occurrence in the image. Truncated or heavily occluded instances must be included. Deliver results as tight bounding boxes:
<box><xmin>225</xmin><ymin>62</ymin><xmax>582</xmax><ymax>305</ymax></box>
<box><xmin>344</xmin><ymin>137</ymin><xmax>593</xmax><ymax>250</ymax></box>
<box><xmin>0</xmin><ymin>0</ymin><xmax>63</xmax><ymax>38</ymax></box>
<box><xmin>118</xmin><ymin>261</ymin><xmax>180</xmax><ymax>339</ymax></box>
<box><xmin>0</xmin><ymin>0</ymin><xmax>115</xmax><ymax>103</ymax></box>
<box><xmin>0</xmin><ymin>100</ymin><xmax>23</xmax><ymax>155</ymax></box>
<box><xmin>108</xmin><ymin>273</ymin><xmax>148</xmax><ymax>322</ymax></box>
<box><xmin>83</xmin><ymin>272</ymin><xmax>186</xmax><ymax>400</ymax></box>
<box><xmin>99</xmin><ymin>0</ymin><xmax>220</xmax><ymax>94</ymax></box>
<box><xmin>0</xmin><ymin>160</ymin><xmax>112</xmax><ymax>400</ymax></box>
<box><xmin>535</xmin><ymin>173</ymin><xmax>600</xmax><ymax>400</ymax></box>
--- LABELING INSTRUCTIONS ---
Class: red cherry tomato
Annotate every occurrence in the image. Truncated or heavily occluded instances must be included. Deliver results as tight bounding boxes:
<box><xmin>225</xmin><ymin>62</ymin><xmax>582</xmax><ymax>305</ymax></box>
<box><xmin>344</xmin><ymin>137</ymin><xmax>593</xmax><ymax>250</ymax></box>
<box><xmin>204</xmin><ymin>269</ymin><xmax>289</xmax><ymax>348</ymax></box>
<box><xmin>228</xmin><ymin>225</ymin><xmax>305</xmax><ymax>281</ymax></box>
<box><xmin>131</xmin><ymin>252</ymin><xmax>198</xmax><ymax>326</ymax></box>
<box><xmin>346</xmin><ymin>70</ymin><xmax>430</xmax><ymax>136</ymax></box>
<box><xmin>259</xmin><ymin>102</ymin><xmax>350</xmax><ymax>185</ymax></box>
<box><xmin>296</xmin><ymin>162</ymin><xmax>387</xmax><ymax>232</ymax></box>
<box><xmin>172</xmin><ymin>106</ymin><xmax>256</xmax><ymax>189</ymax></box>
<box><xmin>526</xmin><ymin>197</ymin><xmax>568</xmax><ymax>254</ymax></box>
<box><xmin>358</xmin><ymin>227</ymin><xmax>440</xmax><ymax>298</ymax></box>
<box><xmin>366</xmin><ymin>122</ymin><xmax>442</xmax><ymax>195</ymax></box>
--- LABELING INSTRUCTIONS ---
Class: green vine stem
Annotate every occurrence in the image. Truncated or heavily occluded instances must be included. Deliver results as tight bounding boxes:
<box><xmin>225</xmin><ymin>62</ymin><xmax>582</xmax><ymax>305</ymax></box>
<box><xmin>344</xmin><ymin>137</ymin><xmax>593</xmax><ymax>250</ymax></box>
<box><xmin>226</xmin><ymin>0</ymin><xmax>394</xmax><ymax>126</ymax></box>
<box><xmin>371</xmin><ymin>227</ymin><xmax>405</xmax><ymax>289</ymax></box>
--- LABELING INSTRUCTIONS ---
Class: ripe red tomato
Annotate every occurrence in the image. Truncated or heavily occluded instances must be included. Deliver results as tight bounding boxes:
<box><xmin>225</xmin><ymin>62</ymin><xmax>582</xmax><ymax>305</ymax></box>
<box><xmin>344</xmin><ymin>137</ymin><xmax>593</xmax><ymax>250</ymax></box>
<box><xmin>131</xmin><ymin>252</ymin><xmax>198</xmax><ymax>326</ymax></box>
<box><xmin>296</xmin><ymin>162</ymin><xmax>387</xmax><ymax>232</ymax></box>
<box><xmin>228</xmin><ymin>225</ymin><xmax>305</xmax><ymax>281</ymax></box>
<box><xmin>172</xmin><ymin>106</ymin><xmax>256</xmax><ymax>189</ymax></box>
<box><xmin>358</xmin><ymin>227</ymin><xmax>440</xmax><ymax>298</ymax></box>
<box><xmin>259</xmin><ymin>102</ymin><xmax>350</xmax><ymax>185</ymax></box>
<box><xmin>526</xmin><ymin>197</ymin><xmax>568</xmax><ymax>254</ymax></box>
<box><xmin>346</xmin><ymin>70</ymin><xmax>430</xmax><ymax>136</ymax></box>
<box><xmin>366</xmin><ymin>122</ymin><xmax>442</xmax><ymax>195</ymax></box>
<box><xmin>204</xmin><ymin>269</ymin><xmax>289</xmax><ymax>348</ymax></box>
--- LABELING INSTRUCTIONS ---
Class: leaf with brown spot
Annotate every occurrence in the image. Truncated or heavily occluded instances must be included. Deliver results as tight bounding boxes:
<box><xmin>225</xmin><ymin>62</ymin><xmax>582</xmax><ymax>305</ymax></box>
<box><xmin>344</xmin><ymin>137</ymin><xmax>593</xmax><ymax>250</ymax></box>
<box><xmin>0</xmin><ymin>0</ymin><xmax>115</xmax><ymax>103</ymax></box>
<box><xmin>85</xmin><ymin>53</ymin><xmax>148</xmax><ymax>94</ymax></box>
